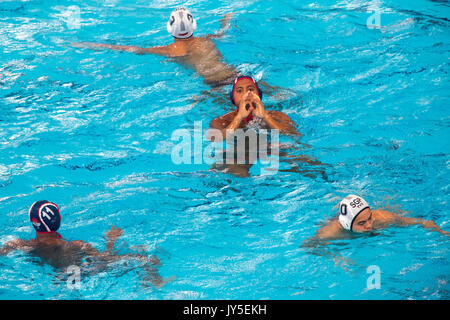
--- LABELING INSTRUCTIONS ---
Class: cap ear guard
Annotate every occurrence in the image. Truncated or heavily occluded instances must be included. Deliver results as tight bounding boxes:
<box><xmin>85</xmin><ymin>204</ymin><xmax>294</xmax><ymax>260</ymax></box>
<box><xmin>338</xmin><ymin>203</ymin><xmax>351</xmax><ymax>230</ymax></box>
<box><xmin>229</xmin><ymin>76</ymin><xmax>263</xmax><ymax>106</ymax></box>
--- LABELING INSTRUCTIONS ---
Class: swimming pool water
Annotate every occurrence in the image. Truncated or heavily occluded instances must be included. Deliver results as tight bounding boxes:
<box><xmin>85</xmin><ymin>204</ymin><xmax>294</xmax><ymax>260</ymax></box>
<box><xmin>0</xmin><ymin>0</ymin><xmax>449</xmax><ymax>299</ymax></box>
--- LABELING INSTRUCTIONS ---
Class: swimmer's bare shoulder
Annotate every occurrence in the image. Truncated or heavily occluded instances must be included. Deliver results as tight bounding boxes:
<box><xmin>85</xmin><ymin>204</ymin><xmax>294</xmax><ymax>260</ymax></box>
<box><xmin>143</xmin><ymin>43</ymin><xmax>184</xmax><ymax>57</ymax></box>
<box><xmin>209</xmin><ymin>111</ymin><xmax>239</xmax><ymax>130</ymax></box>
<box><xmin>145</xmin><ymin>38</ymin><xmax>214</xmax><ymax>57</ymax></box>
<box><xmin>267</xmin><ymin>110</ymin><xmax>293</xmax><ymax>122</ymax></box>
<box><xmin>314</xmin><ymin>219</ymin><xmax>347</xmax><ymax>240</ymax></box>
<box><xmin>372</xmin><ymin>209</ymin><xmax>397</xmax><ymax>227</ymax></box>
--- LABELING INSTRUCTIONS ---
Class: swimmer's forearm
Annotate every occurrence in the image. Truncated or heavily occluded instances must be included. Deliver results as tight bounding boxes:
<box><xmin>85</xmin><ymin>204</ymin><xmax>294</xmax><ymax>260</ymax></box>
<box><xmin>208</xmin><ymin>13</ymin><xmax>233</xmax><ymax>39</ymax></box>
<box><xmin>74</xmin><ymin>42</ymin><xmax>150</xmax><ymax>55</ymax></box>
<box><xmin>0</xmin><ymin>245</ymin><xmax>14</xmax><ymax>255</ymax></box>
<box><xmin>396</xmin><ymin>217</ymin><xmax>449</xmax><ymax>235</ymax></box>
<box><xmin>225</xmin><ymin>114</ymin><xmax>244</xmax><ymax>133</ymax></box>
<box><xmin>220</xmin><ymin>13</ymin><xmax>233</xmax><ymax>29</ymax></box>
<box><xmin>417</xmin><ymin>219</ymin><xmax>448</xmax><ymax>235</ymax></box>
<box><xmin>263</xmin><ymin>112</ymin><xmax>300</xmax><ymax>135</ymax></box>
<box><xmin>262</xmin><ymin>112</ymin><xmax>287</xmax><ymax>131</ymax></box>
<box><xmin>0</xmin><ymin>239</ymin><xmax>25</xmax><ymax>255</ymax></box>
<box><xmin>105</xmin><ymin>241</ymin><xmax>116</xmax><ymax>255</ymax></box>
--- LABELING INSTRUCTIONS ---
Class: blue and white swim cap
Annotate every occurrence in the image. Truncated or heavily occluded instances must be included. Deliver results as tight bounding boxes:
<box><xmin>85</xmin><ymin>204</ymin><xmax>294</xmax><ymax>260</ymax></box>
<box><xmin>29</xmin><ymin>200</ymin><xmax>61</xmax><ymax>233</ymax></box>
<box><xmin>167</xmin><ymin>7</ymin><xmax>197</xmax><ymax>39</ymax></box>
<box><xmin>338</xmin><ymin>195</ymin><xmax>370</xmax><ymax>231</ymax></box>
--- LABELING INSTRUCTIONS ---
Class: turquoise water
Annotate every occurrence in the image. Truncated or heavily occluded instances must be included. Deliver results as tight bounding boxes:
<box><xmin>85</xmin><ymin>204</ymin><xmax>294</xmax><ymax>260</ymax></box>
<box><xmin>0</xmin><ymin>0</ymin><xmax>449</xmax><ymax>299</ymax></box>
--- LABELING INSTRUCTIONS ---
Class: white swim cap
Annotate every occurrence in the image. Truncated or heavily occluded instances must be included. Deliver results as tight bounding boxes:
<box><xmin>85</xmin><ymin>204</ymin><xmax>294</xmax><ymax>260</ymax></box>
<box><xmin>167</xmin><ymin>7</ymin><xmax>197</xmax><ymax>39</ymax></box>
<box><xmin>338</xmin><ymin>194</ymin><xmax>370</xmax><ymax>231</ymax></box>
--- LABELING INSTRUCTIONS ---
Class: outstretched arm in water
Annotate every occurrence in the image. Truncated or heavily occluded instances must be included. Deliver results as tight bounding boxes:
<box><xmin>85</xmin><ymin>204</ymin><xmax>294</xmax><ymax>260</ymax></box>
<box><xmin>301</xmin><ymin>236</ymin><xmax>356</xmax><ymax>272</ymax></box>
<box><xmin>75</xmin><ymin>226</ymin><xmax>170</xmax><ymax>287</ymax></box>
<box><xmin>0</xmin><ymin>239</ymin><xmax>28</xmax><ymax>256</ymax></box>
<box><xmin>71</xmin><ymin>42</ymin><xmax>173</xmax><ymax>56</ymax></box>
<box><xmin>388</xmin><ymin>212</ymin><xmax>449</xmax><ymax>236</ymax></box>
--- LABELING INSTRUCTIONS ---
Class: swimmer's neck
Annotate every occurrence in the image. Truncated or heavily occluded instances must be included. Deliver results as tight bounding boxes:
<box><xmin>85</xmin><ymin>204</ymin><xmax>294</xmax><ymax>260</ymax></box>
<box><xmin>173</xmin><ymin>36</ymin><xmax>195</xmax><ymax>44</ymax></box>
<box><xmin>35</xmin><ymin>232</ymin><xmax>60</xmax><ymax>241</ymax></box>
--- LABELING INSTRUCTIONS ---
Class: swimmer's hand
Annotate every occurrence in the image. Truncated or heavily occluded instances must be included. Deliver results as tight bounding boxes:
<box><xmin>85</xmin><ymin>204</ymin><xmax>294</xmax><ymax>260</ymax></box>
<box><xmin>422</xmin><ymin>220</ymin><xmax>450</xmax><ymax>236</ymax></box>
<box><xmin>249</xmin><ymin>92</ymin><xmax>266</xmax><ymax>119</ymax></box>
<box><xmin>333</xmin><ymin>256</ymin><xmax>357</xmax><ymax>273</ymax></box>
<box><xmin>237</xmin><ymin>94</ymin><xmax>255</xmax><ymax>119</ymax></box>
<box><xmin>105</xmin><ymin>225</ymin><xmax>123</xmax><ymax>242</ymax></box>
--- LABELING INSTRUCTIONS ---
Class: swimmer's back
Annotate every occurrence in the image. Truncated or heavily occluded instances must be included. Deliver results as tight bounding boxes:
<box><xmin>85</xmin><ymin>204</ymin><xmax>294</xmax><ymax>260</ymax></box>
<box><xmin>26</xmin><ymin>239</ymin><xmax>92</xmax><ymax>270</ymax></box>
<box><xmin>166</xmin><ymin>37</ymin><xmax>236</xmax><ymax>86</ymax></box>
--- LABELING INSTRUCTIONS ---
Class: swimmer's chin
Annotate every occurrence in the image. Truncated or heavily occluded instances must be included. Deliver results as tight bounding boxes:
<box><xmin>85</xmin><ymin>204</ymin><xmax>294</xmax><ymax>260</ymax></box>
<box><xmin>350</xmin><ymin>230</ymin><xmax>381</xmax><ymax>238</ymax></box>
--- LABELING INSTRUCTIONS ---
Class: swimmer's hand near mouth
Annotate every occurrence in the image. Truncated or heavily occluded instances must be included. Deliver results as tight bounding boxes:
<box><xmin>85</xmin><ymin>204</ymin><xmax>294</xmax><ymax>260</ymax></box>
<box><xmin>243</xmin><ymin>92</ymin><xmax>259</xmax><ymax>111</ymax></box>
<box><xmin>237</xmin><ymin>96</ymin><xmax>255</xmax><ymax>119</ymax></box>
<box><xmin>248</xmin><ymin>92</ymin><xmax>265</xmax><ymax>118</ymax></box>
<box><xmin>236</xmin><ymin>92</ymin><xmax>267</xmax><ymax>121</ymax></box>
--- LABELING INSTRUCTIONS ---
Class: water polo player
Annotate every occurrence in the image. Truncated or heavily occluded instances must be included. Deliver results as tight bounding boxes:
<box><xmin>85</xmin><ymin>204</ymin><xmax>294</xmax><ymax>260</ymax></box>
<box><xmin>205</xmin><ymin>75</ymin><xmax>303</xmax><ymax>177</ymax></box>
<box><xmin>73</xmin><ymin>8</ymin><xmax>237</xmax><ymax>87</ymax></box>
<box><xmin>0</xmin><ymin>200</ymin><xmax>168</xmax><ymax>287</ymax></box>
<box><xmin>208</xmin><ymin>75</ymin><xmax>299</xmax><ymax>138</ymax></box>
<box><xmin>311</xmin><ymin>194</ymin><xmax>449</xmax><ymax>240</ymax></box>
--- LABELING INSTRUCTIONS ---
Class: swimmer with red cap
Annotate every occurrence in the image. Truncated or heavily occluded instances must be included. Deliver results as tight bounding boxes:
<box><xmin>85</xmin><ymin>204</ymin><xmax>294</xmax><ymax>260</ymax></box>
<box><xmin>209</xmin><ymin>75</ymin><xmax>299</xmax><ymax>140</ymax></box>
<box><xmin>206</xmin><ymin>75</ymin><xmax>303</xmax><ymax>177</ymax></box>
<box><xmin>0</xmin><ymin>200</ymin><xmax>170</xmax><ymax>288</ymax></box>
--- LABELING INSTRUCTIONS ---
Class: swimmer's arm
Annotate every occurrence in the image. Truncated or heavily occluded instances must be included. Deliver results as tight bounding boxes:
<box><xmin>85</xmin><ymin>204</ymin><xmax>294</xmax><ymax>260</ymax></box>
<box><xmin>264</xmin><ymin>111</ymin><xmax>301</xmax><ymax>136</ymax></box>
<box><xmin>312</xmin><ymin>219</ymin><xmax>344</xmax><ymax>240</ymax></box>
<box><xmin>72</xmin><ymin>42</ymin><xmax>173</xmax><ymax>56</ymax></box>
<box><xmin>393</xmin><ymin>215</ymin><xmax>449</xmax><ymax>236</ymax></box>
<box><xmin>206</xmin><ymin>12</ymin><xmax>234</xmax><ymax>40</ymax></box>
<box><xmin>72</xmin><ymin>240</ymin><xmax>103</xmax><ymax>257</ymax></box>
<box><xmin>208</xmin><ymin>113</ymin><xmax>242</xmax><ymax>141</ymax></box>
<box><xmin>103</xmin><ymin>225</ymin><xmax>123</xmax><ymax>254</ymax></box>
<box><xmin>302</xmin><ymin>222</ymin><xmax>354</xmax><ymax>271</ymax></box>
<box><xmin>0</xmin><ymin>239</ymin><xmax>27</xmax><ymax>255</ymax></box>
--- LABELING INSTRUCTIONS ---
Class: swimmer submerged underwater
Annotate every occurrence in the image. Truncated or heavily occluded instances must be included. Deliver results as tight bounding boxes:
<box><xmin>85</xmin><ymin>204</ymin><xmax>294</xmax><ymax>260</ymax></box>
<box><xmin>1</xmin><ymin>0</ymin><xmax>449</xmax><ymax>300</ymax></box>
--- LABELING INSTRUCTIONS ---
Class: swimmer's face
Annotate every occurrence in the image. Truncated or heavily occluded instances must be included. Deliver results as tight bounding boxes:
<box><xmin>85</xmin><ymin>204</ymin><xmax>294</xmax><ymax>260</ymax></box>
<box><xmin>233</xmin><ymin>78</ymin><xmax>258</xmax><ymax>106</ymax></box>
<box><xmin>352</xmin><ymin>208</ymin><xmax>374</xmax><ymax>233</ymax></box>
